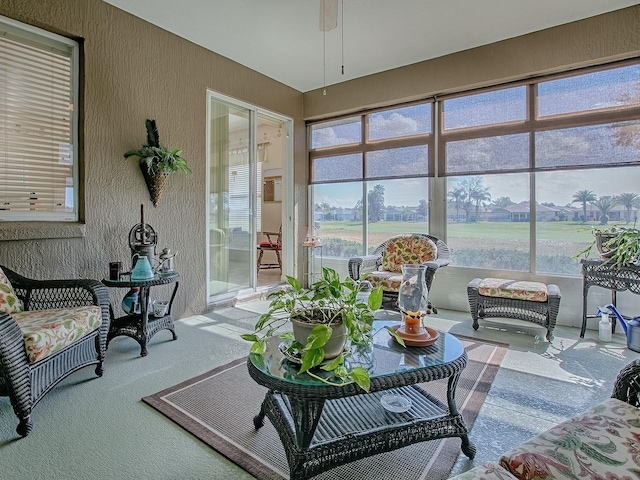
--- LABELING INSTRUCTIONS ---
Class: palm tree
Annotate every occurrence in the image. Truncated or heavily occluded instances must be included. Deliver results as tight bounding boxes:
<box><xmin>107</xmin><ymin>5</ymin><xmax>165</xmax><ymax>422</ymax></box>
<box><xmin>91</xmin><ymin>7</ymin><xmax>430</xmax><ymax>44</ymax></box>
<box><xmin>460</xmin><ymin>177</ymin><xmax>491</xmax><ymax>222</ymax></box>
<box><xmin>417</xmin><ymin>199</ymin><xmax>428</xmax><ymax>221</ymax></box>
<box><xmin>591</xmin><ymin>196</ymin><xmax>619</xmax><ymax>225</ymax></box>
<box><xmin>367</xmin><ymin>184</ymin><xmax>385</xmax><ymax>222</ymax></box>
<box><xmin>353</xmin><ymin>199</ymin><xmax>363</xmax><ymax>221</ymax></box>
<box><xmin>615</xmin><ymin>192</ymin><xmax>640</xmax><ymax>223</ymax></box>
<box><xmin>448</xmin><ymin>187</ymin><xmax>466</xmax><ymax>222</ymax></box>
<box><xmin>470</xmin><ymin>187</ymin><xmax>491</xmax><ymax>222</ymax></box>
<box><xmin>572</xmin><ymin>190</ymin><xmax>597</xmax><ymax>222</ymax></box>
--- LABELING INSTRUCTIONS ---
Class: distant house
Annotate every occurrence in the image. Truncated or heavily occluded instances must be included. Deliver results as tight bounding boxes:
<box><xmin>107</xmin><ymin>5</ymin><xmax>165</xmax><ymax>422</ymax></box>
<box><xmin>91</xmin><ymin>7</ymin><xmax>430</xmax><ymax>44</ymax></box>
<box><xmin>488</xmin><ymin>201</ymin><xmax>559</xmax><ymax>222</ymax></box>
<box><xmin>584</xmin><ymin>203</ymin><xmax>639</xmax><ymax>223</ymax></box>
<box><xmin>384</xmin><ymin>205</ymin><xmax>427</xmax><ymax>222</ymax></box>
<box><xmin>333</xmin><ymin>207</ymin><xmax>356</xmax><ymax>221</ymax></box>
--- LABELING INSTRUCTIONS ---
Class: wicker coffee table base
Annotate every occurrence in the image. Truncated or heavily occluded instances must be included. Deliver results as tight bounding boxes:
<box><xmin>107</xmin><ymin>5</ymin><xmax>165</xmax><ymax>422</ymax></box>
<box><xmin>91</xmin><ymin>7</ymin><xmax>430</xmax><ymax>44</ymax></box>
<box><xmin>252</xmin><ymin>380</ymin><xmax>475</xmax><ymax>480</ymax></box>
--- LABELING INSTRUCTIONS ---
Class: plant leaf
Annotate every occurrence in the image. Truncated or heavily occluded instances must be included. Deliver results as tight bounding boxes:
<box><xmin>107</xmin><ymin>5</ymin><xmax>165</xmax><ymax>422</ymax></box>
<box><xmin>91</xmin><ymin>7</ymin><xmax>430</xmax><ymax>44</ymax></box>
<box><xmin>299</xmin><ymin>348</ymin><xmax>324</xmax><ymax>373</ymax></box>
<box><xmin>368</xmin><ymin>287</ymin><xmax>383</xmax><ymax>310</ymax></box>
<box><xmin>320</xmin><ymin>354</ymin><xmax>343</xmax><ymax>371</ymax></box>
<box><xmin>385</xmin><ymin>326</ymin><xmax>406</xmax><ymax>347</ymax></box>
<box><xmin>249</xmin><ymin>339</ymin><xmax>266</xmax><ymax>355</ymax></box>
<box><xmin>350</xmin><ymin>366</ymin><xmax>371</xmax><ymax>392</ymax></box>
<box><xmin>304</xmin><ymin>324</ymin><xmax>332</xmax><ymax>350</ymax></box>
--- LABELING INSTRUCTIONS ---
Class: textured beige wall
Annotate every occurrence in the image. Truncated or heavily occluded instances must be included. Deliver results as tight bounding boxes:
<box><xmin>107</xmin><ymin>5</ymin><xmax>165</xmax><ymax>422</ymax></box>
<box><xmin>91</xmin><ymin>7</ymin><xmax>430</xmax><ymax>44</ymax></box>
<box><xmin>0</xmin><ymin>0</ymin><xmax>304</xmax><ymax>316</ymax></box>
<box><xmin>304</xmin><ymin>5</ymin><xmax>640</xmax><ymax>120</ymax></box>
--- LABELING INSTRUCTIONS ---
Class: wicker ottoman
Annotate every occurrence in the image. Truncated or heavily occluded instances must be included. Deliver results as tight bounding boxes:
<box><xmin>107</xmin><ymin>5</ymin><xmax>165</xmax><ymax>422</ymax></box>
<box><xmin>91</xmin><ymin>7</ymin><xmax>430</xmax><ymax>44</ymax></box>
<box><xmin>467</xmin><ymin>278</ymin><xmax>561</xmax><ymax>341</ymax></box>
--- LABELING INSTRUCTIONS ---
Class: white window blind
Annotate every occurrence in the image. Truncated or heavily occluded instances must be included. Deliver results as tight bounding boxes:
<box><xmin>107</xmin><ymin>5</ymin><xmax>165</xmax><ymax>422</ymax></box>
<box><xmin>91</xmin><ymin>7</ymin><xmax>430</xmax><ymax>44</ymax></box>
<box><xmin>0</xmin><ymin>16</ymin><xmax>78</xmax><ymax>221</ymax></box>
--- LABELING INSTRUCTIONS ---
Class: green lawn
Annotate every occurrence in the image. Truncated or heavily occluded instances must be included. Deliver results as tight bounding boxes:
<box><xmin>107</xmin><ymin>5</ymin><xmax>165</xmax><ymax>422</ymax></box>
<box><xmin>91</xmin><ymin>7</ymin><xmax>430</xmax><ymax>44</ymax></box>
<box><xmin>317</xmin><ymin>219</ymin><xmax>627</xmax><ymax>242</ymax></box>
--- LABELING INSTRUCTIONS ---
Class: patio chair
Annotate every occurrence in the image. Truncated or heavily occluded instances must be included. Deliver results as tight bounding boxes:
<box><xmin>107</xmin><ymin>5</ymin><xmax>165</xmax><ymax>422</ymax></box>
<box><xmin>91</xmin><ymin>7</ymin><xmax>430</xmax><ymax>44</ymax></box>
<box><xmin>0</xmin><ymin>265</ymin><xmax>110</xmax><ymax>437</ymax></box>
<box><xmin>348</xmin><ymin>234</ymin><xmax>451</xmax><ymax>311</ymax></box>
<box><xmin>257</xmin><ymin>225</ymin><xmax>282</xmax><ymax>272</ymax></box>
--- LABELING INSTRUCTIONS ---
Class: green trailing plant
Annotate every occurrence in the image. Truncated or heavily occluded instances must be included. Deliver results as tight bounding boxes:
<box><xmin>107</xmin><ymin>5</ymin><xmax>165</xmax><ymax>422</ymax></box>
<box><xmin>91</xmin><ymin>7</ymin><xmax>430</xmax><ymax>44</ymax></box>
<box><xmin>601</xmin><ymin>227</ymin><xmax>640</xmax><ymax>268</ymax></box>
<box><xmin>241</xmin><ymin>267</ymin><xmax>403</xmax><ymax>392</ymax></box>
<box><xmin>124</xmin><ymin>119</ymin><xmax>191</xmax><ymax>176</ymax></box>
<box><xmin>574</xmin><ymin>223</ymin><xmax>640</xmax><ymax>269</ymax></box>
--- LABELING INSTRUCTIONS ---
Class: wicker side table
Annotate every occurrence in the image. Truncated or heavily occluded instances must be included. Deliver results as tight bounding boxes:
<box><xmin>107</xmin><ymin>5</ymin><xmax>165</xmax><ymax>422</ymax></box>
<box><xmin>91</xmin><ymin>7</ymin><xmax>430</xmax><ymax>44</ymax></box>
<box><xmin>580</xmin><ymin>259</ymin><xmax>640</xmax><ymax>338</ymax></box>
<box><xmin>102</xmin><ymin>272</ymin><xmax>179</xmax><ymax>356</ymax></box>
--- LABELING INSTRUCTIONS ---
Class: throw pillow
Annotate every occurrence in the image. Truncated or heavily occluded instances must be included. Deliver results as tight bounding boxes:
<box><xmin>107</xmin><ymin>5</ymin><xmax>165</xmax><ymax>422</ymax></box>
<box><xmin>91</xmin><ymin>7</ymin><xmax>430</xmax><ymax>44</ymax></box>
<box><xmin>381</xmin><ymin>235</ymin><xmax>438</xmax><ymax>273</ymax></box>
<box><xmin>0</xmin><ymin>267</ymin><xmax>25</xmax><ymax>314</ymax></box>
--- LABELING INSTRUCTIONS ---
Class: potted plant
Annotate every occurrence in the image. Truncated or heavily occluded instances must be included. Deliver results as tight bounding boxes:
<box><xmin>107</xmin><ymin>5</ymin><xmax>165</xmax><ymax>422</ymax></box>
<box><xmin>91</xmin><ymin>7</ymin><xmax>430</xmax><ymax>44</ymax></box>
<box><xmin>575</xmin><ymin>223</ymin><xmax>640</xmax><ymax>269</ymax></box>
<box><xmin>241</xmin><ymin>267</ymin><xmax>403</xmax><ymax>392</ymax></box>
<box><xmin>124</xmin><ymin>119</ymin><xmax>191</xmax><ymax>206</ymax></box>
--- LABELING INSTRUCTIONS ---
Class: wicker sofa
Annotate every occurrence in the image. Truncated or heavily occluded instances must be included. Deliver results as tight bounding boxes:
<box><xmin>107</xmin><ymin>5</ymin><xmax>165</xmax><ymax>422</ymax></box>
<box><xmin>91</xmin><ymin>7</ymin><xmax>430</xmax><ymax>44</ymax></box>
<box><xmin>348</xmin><ymin>234</ymin><xmax>450</xmax><ymax>310</ymax></box>
<box><xmin>0</xmin><ymin>265</ymin><xmax>110</xmax><ymax>437</ymax></box>
<box><xmin>449</xmin><ymin>358</ymin><xmax>640</xmax><ymax>480</ymax></box>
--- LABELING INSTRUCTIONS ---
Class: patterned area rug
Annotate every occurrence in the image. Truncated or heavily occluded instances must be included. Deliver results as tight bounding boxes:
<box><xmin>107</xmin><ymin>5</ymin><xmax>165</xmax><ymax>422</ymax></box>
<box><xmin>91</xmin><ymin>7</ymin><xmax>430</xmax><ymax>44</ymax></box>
<box><xmin>142</xmin><ymin>335</ymin><xmax>507</xmax><ymax>480</ymax></box>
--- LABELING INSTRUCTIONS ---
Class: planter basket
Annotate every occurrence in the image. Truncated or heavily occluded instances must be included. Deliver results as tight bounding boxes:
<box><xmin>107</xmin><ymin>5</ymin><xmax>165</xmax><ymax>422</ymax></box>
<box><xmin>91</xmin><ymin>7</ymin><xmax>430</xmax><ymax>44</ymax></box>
<box><xmin>595</xmin><ymin>233</ymin><xmax>618</xmax><ymax>258</ymax></box>
<box><xmin>140</xmin><ymin>163</ymin><xmax>169</xmax><ymax>207</ymax></box>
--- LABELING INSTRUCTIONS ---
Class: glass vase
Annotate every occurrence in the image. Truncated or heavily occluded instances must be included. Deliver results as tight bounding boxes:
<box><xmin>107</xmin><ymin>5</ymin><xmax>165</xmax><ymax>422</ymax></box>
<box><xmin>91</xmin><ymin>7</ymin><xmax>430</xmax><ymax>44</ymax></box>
<box><xmin>397</xmin><ymin>264</ymin><xmax>429</xmax><ymax>334</ymax></box>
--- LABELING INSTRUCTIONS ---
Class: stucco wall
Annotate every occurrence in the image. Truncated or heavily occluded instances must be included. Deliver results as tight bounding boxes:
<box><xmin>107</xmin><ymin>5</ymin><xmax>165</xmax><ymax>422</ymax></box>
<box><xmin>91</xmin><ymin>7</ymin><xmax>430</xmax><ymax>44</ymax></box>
<box><xmin>303</xmin><ymin>5</ymin><xmax>640</xmax><ymax>119</ymax></box>
<box><xmin>0</xmin><ymin>0</ymin><xmax>305</xmax><ymax>317</ymax></box>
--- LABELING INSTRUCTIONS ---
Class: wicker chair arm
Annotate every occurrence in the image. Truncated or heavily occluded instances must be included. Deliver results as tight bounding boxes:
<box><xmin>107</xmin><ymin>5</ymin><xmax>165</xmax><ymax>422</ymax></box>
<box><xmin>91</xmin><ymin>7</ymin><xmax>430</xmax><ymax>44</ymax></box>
<box><xmin>7</xmin><ymin>269</ymin><xmax>109</xmax><ymax>312</ymax></box>
<box><xmin>547</xmin><ymin>284</ymin><xmax>561</xmax><ymax>298</ymax></box>
<box><xmin>422</xmin><ymin>257</ymin><xmax>451</xmax><ymax>270</ymax></box>
<box><xmin>348</xmin><ymin>255</ymin><xmax>381</xmax><ymax>280</ymax></box>
<box><xmin>611</xmin><ymin>359</ymin><xmax>640</xmax><ymax>408</ymax></box>
<box><xmin>0</xmin><ymin>313</ymin><xmax>32</xmax><ymax>413</ymax></box>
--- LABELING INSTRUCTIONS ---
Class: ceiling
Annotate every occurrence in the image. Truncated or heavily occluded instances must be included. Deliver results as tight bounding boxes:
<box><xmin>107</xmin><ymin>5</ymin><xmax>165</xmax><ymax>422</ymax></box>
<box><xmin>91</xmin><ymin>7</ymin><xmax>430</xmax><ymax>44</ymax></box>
<box><xmin>103</xmin><ymin>0</ymin><xmax>639</xmax><ymax>93</ymax></box>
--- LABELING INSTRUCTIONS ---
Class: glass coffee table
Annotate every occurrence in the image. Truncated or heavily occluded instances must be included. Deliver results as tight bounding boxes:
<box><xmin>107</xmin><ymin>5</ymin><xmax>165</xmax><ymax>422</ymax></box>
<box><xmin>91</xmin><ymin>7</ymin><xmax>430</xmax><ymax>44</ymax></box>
<box><xmin>247</xmin><ymin>311</ymin><xmax>475</xmax><ymax>480</ymax></box>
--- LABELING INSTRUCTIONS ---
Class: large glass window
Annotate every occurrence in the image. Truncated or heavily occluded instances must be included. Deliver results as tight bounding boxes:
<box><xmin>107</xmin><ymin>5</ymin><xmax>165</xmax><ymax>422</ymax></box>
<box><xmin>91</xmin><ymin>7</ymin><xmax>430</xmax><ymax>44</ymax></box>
<box><xmin>0</xmin><ymin>16</ymin><xmax>79</xmax><ymax>221</ymax></box>
<box><xmin>446</xmin><ymin>174</ymin><xmax>530</xmax><ymax>271</ymax></box>
<box><xmin>309</xmin><ymin>60</ymin><xmax>640</xmax><ymax>277</ymax></box>
<box><xmin>309</xmin><ymin>102</ymin><xmax>434</xmax><ymax>260</ymax></box>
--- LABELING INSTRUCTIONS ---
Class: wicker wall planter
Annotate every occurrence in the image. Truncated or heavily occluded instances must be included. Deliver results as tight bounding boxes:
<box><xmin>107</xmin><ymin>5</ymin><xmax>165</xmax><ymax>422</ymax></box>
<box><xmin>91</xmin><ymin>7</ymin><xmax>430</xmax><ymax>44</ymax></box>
<box><xmin>140</xmin><ymin>163</ymin><xmax>169</xmax><ymax>207</ymax></box>
<box><xmin>124</xmin><ymin>119</ymin><xmax>191</xmax><ymax>208</ymax></box>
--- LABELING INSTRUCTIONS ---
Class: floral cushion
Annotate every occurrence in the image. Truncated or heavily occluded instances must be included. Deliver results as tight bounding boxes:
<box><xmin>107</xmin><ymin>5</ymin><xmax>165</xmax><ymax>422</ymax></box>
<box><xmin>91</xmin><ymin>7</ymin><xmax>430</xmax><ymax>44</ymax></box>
<box><xmin>499</xmin><ymin>397</ymin><xmax>640</xmax><ymax>480</ymax></box>
<box><xmin>449</xmin><ymin>463</ymin><xmax>518</xmax><ymax>480</ymax></box>
<box><xmin>478</xmin><ymin>278</ymin><xmax>548</xmax><ymax>302</ymax></box>
<box><xmin>0</xmin><ymin>266</ymin><xmax>24</xmax><ymax>314</ymax></box>
<box><xmin>381</xmin><ymin>235</ymin><xmax>437</xmax><ymax>273</ymax></box>
<box><xmin>12</xmin><ymin>306</ymin><xmax>102</xmax><ymax>363</ymax></box>
<box><xmin>363</xmin><ymin>271</ymin><xmax>403</xmax><ymax>292</ymax></box>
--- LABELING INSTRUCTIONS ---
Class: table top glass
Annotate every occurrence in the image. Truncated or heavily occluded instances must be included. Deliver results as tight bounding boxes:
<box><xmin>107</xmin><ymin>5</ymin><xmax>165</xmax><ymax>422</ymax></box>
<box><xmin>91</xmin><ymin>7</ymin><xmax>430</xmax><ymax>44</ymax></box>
<box><xmin>249</xmin><ymin>310</ymin><xmax>464</xmax><ymax>387</ymax></box>
<box><xmin>102</xmin><ymin>271</ymin><xmax>179</xmax><ymax>287</ymax></box>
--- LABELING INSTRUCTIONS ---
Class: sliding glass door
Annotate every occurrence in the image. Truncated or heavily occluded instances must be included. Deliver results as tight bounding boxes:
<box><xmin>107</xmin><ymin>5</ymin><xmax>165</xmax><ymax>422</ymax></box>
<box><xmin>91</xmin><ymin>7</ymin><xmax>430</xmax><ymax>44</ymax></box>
<box><xmin>207</xmin><ymin>92</ymin><xmax>291</xmax><ymax>302</ymax></box>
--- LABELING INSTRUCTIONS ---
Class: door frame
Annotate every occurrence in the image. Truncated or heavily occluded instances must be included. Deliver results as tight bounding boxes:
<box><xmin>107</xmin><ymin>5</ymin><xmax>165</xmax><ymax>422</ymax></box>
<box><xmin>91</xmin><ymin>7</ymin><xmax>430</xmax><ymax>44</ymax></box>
<box><xmin>205</xmin><ymin>90</ymin><xmax>294</xmax><ymax>303</ymax></box>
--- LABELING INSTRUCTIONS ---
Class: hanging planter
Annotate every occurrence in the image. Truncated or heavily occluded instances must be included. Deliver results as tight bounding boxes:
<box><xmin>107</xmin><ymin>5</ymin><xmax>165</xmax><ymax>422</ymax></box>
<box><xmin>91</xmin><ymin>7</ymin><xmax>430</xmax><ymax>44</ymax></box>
<box><xmin>139</xmin><ymin>163</ymin><xmax>169</xmax><ymax>207</ymax></box>
<box><xmin>124</xmin><ymin>119</ymin><xmax>191</xmax><ymax>207</ymax></box>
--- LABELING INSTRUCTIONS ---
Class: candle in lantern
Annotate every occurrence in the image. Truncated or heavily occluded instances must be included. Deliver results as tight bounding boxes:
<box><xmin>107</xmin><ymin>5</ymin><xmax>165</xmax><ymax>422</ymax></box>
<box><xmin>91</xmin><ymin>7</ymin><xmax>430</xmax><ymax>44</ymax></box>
<box><xmin>404</xmin><ymin>311</ymin><xmax>422</xmax><ymax>334</ymax></box>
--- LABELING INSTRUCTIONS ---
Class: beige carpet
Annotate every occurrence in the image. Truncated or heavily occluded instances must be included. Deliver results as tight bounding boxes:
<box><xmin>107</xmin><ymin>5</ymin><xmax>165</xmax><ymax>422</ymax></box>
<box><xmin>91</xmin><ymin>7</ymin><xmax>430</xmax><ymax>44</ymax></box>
<box><xmin>142</xmin><ymin>335</ymin><xmax>507</xmax><ymax>480</ymax></box>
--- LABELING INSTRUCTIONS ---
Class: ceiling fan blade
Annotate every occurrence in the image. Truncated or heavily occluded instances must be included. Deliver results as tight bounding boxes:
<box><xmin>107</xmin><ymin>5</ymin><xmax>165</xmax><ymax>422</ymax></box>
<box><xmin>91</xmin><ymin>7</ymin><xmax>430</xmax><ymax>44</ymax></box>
<box><xmin>319</xmin><ymin>0</ymin><xmax>338</xmax><ymax>32</ymax></box>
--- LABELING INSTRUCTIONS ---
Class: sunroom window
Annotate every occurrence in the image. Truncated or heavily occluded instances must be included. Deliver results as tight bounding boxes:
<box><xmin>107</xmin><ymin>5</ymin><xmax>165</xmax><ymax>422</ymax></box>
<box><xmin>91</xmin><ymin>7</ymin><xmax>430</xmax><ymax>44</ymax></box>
<box><xmin>0</xmin><ymin>16</ymin><xmax>79</xmax><ymax>221</ymax></box>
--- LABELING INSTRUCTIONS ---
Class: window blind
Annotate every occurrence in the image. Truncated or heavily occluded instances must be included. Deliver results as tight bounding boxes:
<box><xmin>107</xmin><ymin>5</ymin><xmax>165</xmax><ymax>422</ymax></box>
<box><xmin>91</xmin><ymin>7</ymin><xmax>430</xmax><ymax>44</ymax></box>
<box><xmin>0</xmin><ymin>20</ymin><xmax>77</xmax><ymax>220</ymax></box>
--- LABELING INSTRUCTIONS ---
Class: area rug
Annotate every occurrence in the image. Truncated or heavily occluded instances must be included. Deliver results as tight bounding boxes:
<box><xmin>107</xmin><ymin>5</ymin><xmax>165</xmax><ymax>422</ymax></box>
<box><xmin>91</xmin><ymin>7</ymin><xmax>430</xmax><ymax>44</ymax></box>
<box><xmin>142</xmin><ymin>335</ymin><xmax>507</xmax><ymax>480</ymax></box>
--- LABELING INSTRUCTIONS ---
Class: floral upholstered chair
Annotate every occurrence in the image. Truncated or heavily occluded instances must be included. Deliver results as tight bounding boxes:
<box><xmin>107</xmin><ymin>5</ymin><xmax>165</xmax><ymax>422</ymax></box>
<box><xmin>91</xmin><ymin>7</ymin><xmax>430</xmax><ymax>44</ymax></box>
<box><xmin>348</xmin><ymin>234</ymin><xmax>451</xmax><ymax>310</ymax></box>
<box><xmin>0</xmin><ymin>265</ymin><xmax>109</xmax><ymax>437</ymax></box>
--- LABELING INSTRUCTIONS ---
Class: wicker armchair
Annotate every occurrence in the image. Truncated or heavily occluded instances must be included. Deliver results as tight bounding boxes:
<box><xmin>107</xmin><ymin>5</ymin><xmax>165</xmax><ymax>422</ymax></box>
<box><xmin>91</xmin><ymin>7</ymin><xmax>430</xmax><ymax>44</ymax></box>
<box><xmin>0</xmin><ymin>265</ymin><xmax>110</xmax><ymax>437</ymax></box>
<box><xmin>348</xmin><ymin>234</ymin><xmax>451</xmax><ymax>310</ymax></box>
<box><xmin>612</xmin><ymin>358</ymin><xmax>640</xmax><ymax>408</ymax></box>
